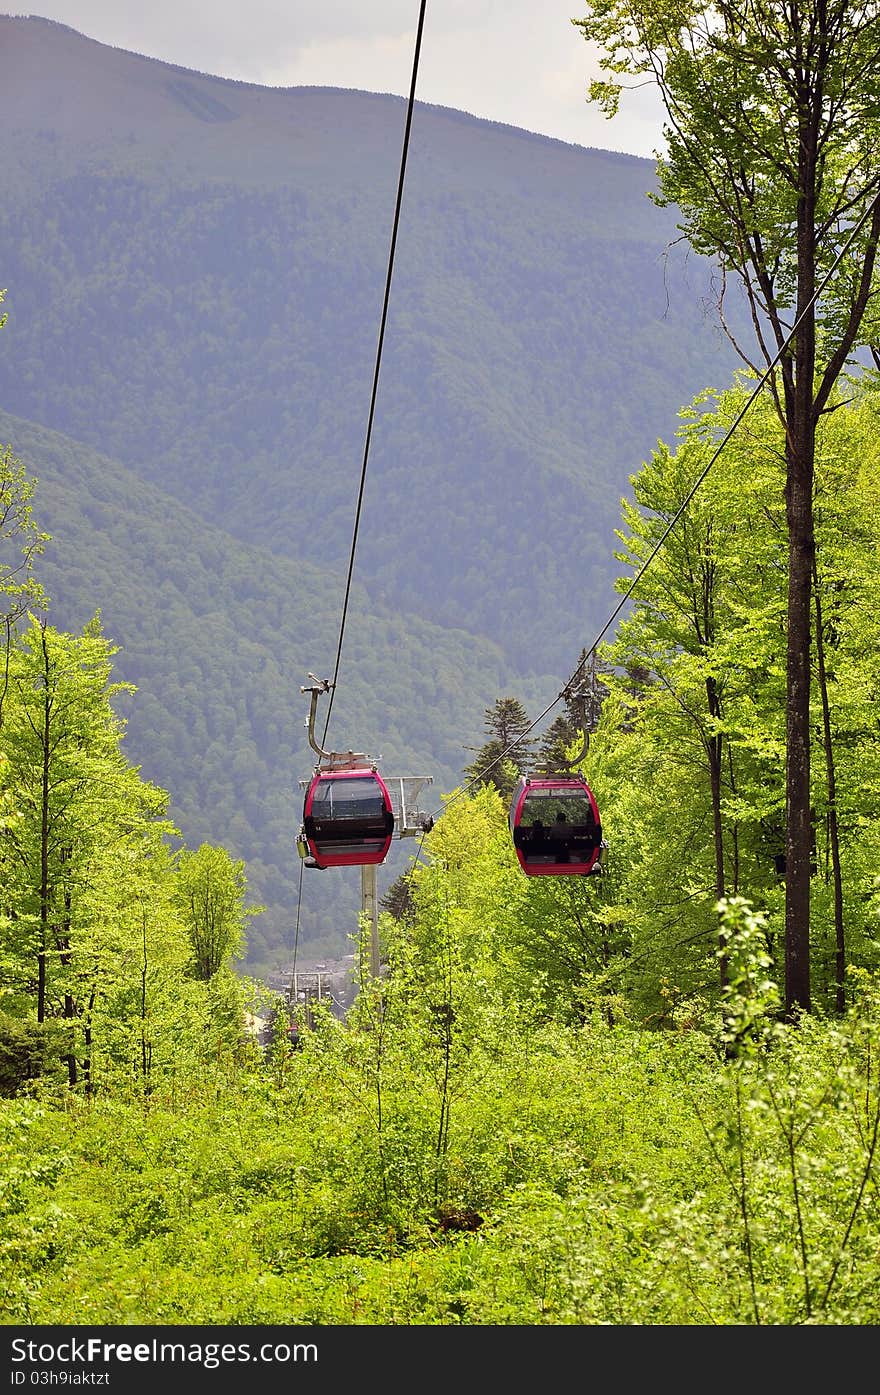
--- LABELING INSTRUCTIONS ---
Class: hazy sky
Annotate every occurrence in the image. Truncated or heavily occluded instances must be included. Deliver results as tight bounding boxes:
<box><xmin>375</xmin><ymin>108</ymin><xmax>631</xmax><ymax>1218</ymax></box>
<box><xmin>23</xmin><ymin>1</ymin><xmax>667</xmax><ymax>158</ymax></box>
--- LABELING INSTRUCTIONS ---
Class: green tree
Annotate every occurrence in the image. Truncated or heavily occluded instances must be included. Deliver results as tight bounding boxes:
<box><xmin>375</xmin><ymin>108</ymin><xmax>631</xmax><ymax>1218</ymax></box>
<box><xmin>595</xmin><ymin>386</ymin><xmax>790</xmax><ymax>1011</ymax></box>
<box><xmin>2</xmin><ymin>617</ymin><xmax>134</xmax><ymax>1025</ymax></box>
<box><xmin>589</xmin><ymin>382</ymin><xmax>880</xmax><ymax>1016</ymax></box>
<box><xmin>609</xmin><ymin>394</ymin><xmax>780</xmax><ymax>912</ymax></box>
<box><xmin>575</xmin><ymin>0</ymin><xmax>880</xmax><ymax>1014</ymax></box>
<box><xmin>0</xmin><ymin>442</ymin><xmax>48</xmax><ymax>723</ymax></box>
<box><xmin>806</xmin><ymin>387</ymin><xmax>880</xmax><ymax>1008</ymax></box>
<box><xmin>174</xmin><ymin>842</ymin><xmax>261</xmax><ymax>981</ymax></box>
<box><xmin>0</xmin><ymin>613</ymin><xmax>181</xmax><ymax>1090</ymax></box>
<box><xmin>0</xmin><ymin>616</ymin><xmax>192</xmax><ymax>1093</ymax></box>
<box><xmin>463</xmin><ymin>696</ymin><xmax>535</xmax><ymax>800</ymax></box>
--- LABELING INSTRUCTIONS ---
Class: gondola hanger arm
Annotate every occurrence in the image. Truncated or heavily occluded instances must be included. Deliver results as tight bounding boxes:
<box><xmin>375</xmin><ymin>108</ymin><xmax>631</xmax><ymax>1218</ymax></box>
<box><xmin>558</xmin><ymin>687</ymin><xmax>590</xmax><ymax>768</ymax></box>
<box><xmin>558</xmin><ymin>649</ymin><xmax>601</xmax><ymax>768</ymax></box>
<box><xmin>300</xmin><ymin>675</ymin><xmax>374</xmax><ymax>769</ymax></box>
<box><xmin>301</xmin><ymin>676</ymin><xmax>334</xmax><ymax>761</ymax></box>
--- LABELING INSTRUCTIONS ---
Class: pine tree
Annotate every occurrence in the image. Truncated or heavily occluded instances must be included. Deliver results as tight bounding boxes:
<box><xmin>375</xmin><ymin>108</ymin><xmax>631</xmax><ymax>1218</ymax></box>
<box><xmin>463</xmin><ymin>696</ymin><xmax>534</xmax><ymax>800</ymax></box>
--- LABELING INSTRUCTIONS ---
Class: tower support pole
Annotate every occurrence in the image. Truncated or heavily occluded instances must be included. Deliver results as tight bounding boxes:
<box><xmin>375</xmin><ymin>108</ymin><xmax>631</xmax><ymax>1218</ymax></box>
<box><xmin>361</xmin><ymin>862</ymin><xmax>379</xmax><ymax>979</ymax></box>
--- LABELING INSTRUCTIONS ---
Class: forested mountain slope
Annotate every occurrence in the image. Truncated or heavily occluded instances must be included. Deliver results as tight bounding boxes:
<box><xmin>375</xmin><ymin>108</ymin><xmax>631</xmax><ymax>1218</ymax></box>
<box><xmin>0</xmin><ymin>15</ymin><xmax>743</xmax><ymax>680</ymax></box>
<box><xmin>1</xmin><ymin>407</ymin><xmax>544</xmax><ymax>968</ymax></box>
<box><xmin>0</xmin><ymin>14</ymin><xmax>746</xmax><ymax>967</ymax></box>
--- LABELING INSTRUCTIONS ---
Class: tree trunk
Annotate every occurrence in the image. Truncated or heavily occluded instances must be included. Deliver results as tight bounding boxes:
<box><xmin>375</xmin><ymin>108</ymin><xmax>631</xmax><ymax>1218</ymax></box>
<box><xmin>65</xmin><ymin>993</ymin><xmax>77</xmax><ymax>1087</ymax></box>
<box><xmin>726</xmin><ymin>743</ymin><xmax>740</xmax><ymax>895</ymax></box>
<box><xmin>782</xmin><ymin>109</ymin><xmax>818</xmax><ymax>1019</ymax></box>
<box><xmin>37</xmin><ymin>632</ymin><xmax>51</xmax><ymax>1024</ymax></box>
<box><xmin>706</xmin><ymin>675</ymin><xmax>728</xmax><ymax>988</ymax></box>
<box><xmin>813</xmin><ymin>567</ymin><xmax>845</xmax><ymax>1013</ymax></box>
<box><xmin>82</xmin><ymin>990</ymin><xmax>95</xmax><ymax>1099</ymax></box>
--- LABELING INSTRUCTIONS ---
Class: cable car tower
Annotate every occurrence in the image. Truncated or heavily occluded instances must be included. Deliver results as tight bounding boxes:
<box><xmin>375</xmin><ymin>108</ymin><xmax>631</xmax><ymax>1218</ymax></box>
<box><xmin>296</xmin><ymin>675</ymin><xmax>433</xmax><ymax>976</ymax></box>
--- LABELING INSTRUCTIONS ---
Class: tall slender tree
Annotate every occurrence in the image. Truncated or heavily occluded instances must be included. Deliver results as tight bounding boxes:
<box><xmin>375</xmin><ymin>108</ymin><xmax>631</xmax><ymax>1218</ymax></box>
<box><xmin>574</xmin><ymin>0</ymin><xmax>880</xmax><ymax>1013</ymax></box>
<box><xmin>1</xmin><ymin>614</ymin><xmax>181</xmax><ymax>1088</ymax></box>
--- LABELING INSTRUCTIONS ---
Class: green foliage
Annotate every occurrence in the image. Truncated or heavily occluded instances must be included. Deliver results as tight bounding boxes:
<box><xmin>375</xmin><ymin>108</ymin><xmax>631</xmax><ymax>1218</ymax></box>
<box><xmin>0</xmin><ymin>603</ymin><xmax>270</xmax><ymax>1099</ymax></box>
<box><xmin>575</xmin><ymin>0</ymin><xmax>880</xmax><ymax>359</ymax></box>
<box><xmin>716</xmin><ymin>896</ymin><xmax>782</xmax><ymax>1057</ymax></box>
<box><xmin>3</xmin><ymin>980</ymin><xmax>880</xmax><ymax>1324</ymax></box>
<box><xmin>2</xmin><ymin>707</ymin><xmax>879</xmax><ymax>1323</ymax></box>
<box><xmin>573</xmin><ymin>381</ymin><xmax>880</xmax><ymax>1018</ymax></box>
<box><xmin>0</xmin><ymin>1013</ymin><xmax>66</xmax><ymax>1096</ymax></box>
<box><xmin>575</xmin><ymin>0</ymin><xmax>880</xmax><ymax>1016</ymax></box>
<box><xmin>174</xmin><ymin>843</ymin><xmax>261</xmax><ymax>981</ymax></box>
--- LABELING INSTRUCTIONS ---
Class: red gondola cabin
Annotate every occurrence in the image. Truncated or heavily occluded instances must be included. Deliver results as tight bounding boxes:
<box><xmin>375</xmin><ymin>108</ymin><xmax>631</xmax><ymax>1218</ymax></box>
<box><xmin>509</xmin><ymin>775</ymin><xmax>602</xmax><ymax>876</ymax></box>
<box><xmin>300</xmin><ymin>767</ymin><xmax>395</xmax><ymax>869</ymax></box>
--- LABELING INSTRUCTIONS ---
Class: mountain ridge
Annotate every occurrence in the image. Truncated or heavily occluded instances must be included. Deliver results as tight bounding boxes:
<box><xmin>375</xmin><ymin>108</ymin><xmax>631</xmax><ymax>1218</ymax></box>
<box><xmin>6</xmin><ymin>14</ymin><xmax>655</xmax><ymax>158</ymax></box>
